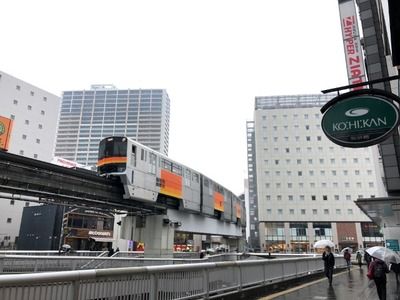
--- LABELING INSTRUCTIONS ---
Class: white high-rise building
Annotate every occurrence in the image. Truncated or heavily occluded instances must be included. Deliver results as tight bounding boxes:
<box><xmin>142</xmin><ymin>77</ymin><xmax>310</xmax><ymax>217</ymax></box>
<box><xmin>0</xmin><ymin>71</ymin><xmax>60</xmax><ymax>249</ymax></box>
<box><xmin>55</xmin><ymin>85</ymin><xmax>170</xmax><ymax>167</ymax></box>
<box><xmin>248</xmin><ymin>94</ymin><xmax>386</xmax><ymax>253</ymax></box>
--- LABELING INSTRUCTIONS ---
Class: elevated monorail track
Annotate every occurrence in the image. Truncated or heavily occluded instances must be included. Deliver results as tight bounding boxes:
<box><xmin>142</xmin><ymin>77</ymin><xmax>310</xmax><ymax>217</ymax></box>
<box><xmin>0</xmin><ymin>151</ymin><xmax>165</xmax><ymax>215</ymax></box>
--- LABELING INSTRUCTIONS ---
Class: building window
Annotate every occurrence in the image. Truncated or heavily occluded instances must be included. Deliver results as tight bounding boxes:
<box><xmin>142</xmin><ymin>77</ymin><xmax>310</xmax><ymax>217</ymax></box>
<box><xmin>34</xmin><ymin>154</ymin><xmax>38</xmax><ymax>159</ymax></box>
<box><xmin>27</xmin><ymin>105</ymin><xmax>32</xmax><ymax>110</ymax></box>
<box><xmin>323</xmin><ymin>195</ymin><xmax>328</xmax><ymax>201</ymax></box>
<box><xmin>277</xmin><ymin>195</ymin><xmax>282</xmax><ymax>201</ymax></box>
<box><xmin>295</xmin><ymin>136</ymin><xmax>300</xmax><ymax>141</ymax></box>
<box><xmin>298</xmin><ymin>171</ymin><xmax>302</xmax><ymax>176</ymax></box>
<box><xmin>356</xmin><ymin>182</ymin><xmax>362</xmax><ymax>188</ymax></box>
<box><xmin>6</xmin><ymin>218</ymin><xmax>12</xmax><ymax>223</ymax></box>
<box><xmin>306</xmin><ymin>136</ymin><xmax>311</xmax><ymax>141</ymax></box>
<box><xmin>288</xmin><ymin>195</ymin><xmax>293</xmax><ymax>201</ymax></box>
<box><xmin>343</xmin><ymin>170</ymin><xmax>348</xmax><ymax>175</ymax></box>
<box><xmin>309</xmin><ymin>170</ymin><xmax>314</xmax><ymax>176</ymax></box>
<box><xmin>13</xmin><ymin>99</ymin><xmax>18</xmax><ymax>105</ymax></box>
<box><xmin>10</xmin><ymin>114</ymin><xmax>15</xmax><ymax>120</ymax></box>
<box><xmin>365</xmin><ymin>158</ymin><xmax>371</xmax><ymax>163</ymax></box>
<box><xmin>320</xmin><ymin>170</ymin><xmax>325</xmax><ymax>176</ymax></box>
<box><xmin>317</xmin><ymin>136</ymin><xmax>322</xmax><ymax>141</ymax></box>
<box><xmin>38</xmin><ymin>124</ymin><xmax>43</xmax><ymax>129</ymax></box>
<box><xmin>310</xmin><ymin>182</ymin><xmax>316</xmax><ymax>188</ymax></box>
<box><xmin>278</xmin><ymin>209</ymin><xmax>283</xmax><ymax>215</ymax></box>
<box><xmin>304</xmin><ymin>114</ymin><xmax>309</xmax><ymax>119</ymax></box>
<box><xmin>367</xmin><ymin>170</ymin><xmax>372</xmax><ymax>175</ymax></box>
<box><xmin>286</xmin><ymin>171</ymin><xmax>292</xmax><ymax>176</ymax></box>
<box><xmin>305</xmin><ymin>125</ymin><xmax>310</xmax><ymax>130</ymax></box>
<box><xmin>342</xmin><ymin>158</ymin><xmax>347</xmax><ymax>163</ymax></box>
<box><xmin>297</xmin><ymin>159</ymin><xmax>301</xmax><ymax>164</ymax></box>
<box><xmin>301</xmin><ymin>209</ymin><xmax>306</xmax><ymax>215</ymax></box>
<box><xmin>308</xmin><ymin>159</ymin><xmax>313</xmax><ymax>164</ymax></box>
<box><xmin>296</xmin><ymin>147</ymin><xmax>300</xmax><ymax>153</ymax></box>
<box><xmin>330</xmin><ymin>159</ymin><xmax>335</xmax><ymax>164</ymax></box>
<box><xmin>285</xmin><ymin>148</ymin><xmax>290</xmax><ymax>153</ymax></box>
<box><xmin>43</xmin><ymin>96</ymin><xmax>47</xmax><ymax>102</ymax></box>
<box><xmin>41</xmin><ymin>110</ymin><xmax>45</xmax><ymax>115</ymax></box>
<box><xmin>25</xmin><ymin>120</ymin><xmax>29</xmax><ymax>125</ymax></box>
<box><xmin>319</xmin><ymin>159</ymin><xmax>324</xmax><ymax>164</ymax></box>
<box><xmin>267</xmin><ymin>209</ymin><xmax>272</xmax><ymax>215</ymax></box>
<box><xmin>16</xmin><ymin>85</ymin><xmax>21</xmax><ymax>90</ymax></box>
<box><xmin>19</xmin><ymin>150</ymin><xmax>24</xmax><ymax>155</ymax></box>
<box><xmin>348</xmin><ymin>209</ymin><xmax>353</xmax><ymax>215</ymax></box>
<box><xmin>275</xmin><ymin>171</ymin><xmax>280</xmax><ymax>176</ymax></box>
<box><xmin>275</xmin><ymin>160</ymin><xmax>279</xmax><ymax>165</ymax></box>
<box><xmin>353</xmin><ymin>158</ymin><xmax>359</xmax><ymax>163</ymax></box>
<box><xmin>336</xmin><ymin>209</ymin><xmax>341</xmax><ymax>215</ymax></box>
<box><xmin>311</xmin><ymin>195</ymin><xmax>316</xmax><ymax>201</ymax></box>
<box><xmin>345</xmin><ymin>182</ymin><xmax>350</xmax><ymax>188</ymax></box>
<box><xmin>369</xmin><ymin>182</ymin><xmax>374</xmax><ymax>188</ymax></box>
<box><xmin>321</xmin><ymin>182</ymin><xmax>327</xmax><ymax>188</ymax></box>
<box><xmin>300</xmin><ymin>195</ymin><xmax>305</xmax><ymax>201</ymax></box>
<box><xmin>346</xmin><ymin>195</ymin><xmax>351</xmax><ymax>201</ymax></box>
<box><xmin>262</xmin><ymin>116</ymin><xmax>266</xmax><ymax>120</ymax></box>
<box><xmin>30</xmin><ymin>91</ymin><xmax>34</xmax><ymax>96</ymax></box>
<box><xmin>290</xmin><ymin>209</ymin><xmax>294</xmax><ymax>215</ymax></box>
<box><xmin>355</xmin><ymin>170</ymin><xmax>360</xmax><ymax>175</ymax></box>
<box><xmin>334</xmin><ymin>195</ymin><xmax>339</xmax><ymax>200</ymax></box>
<box><xmin>10</xmin><ymin>200</ymin><xmax>15</xmax><ymax>205</ymax></box>
<box><xmin>288</xmin><ymin>183</ymin><xmax>293</xmax><ymax>188</ymax></box>
<box><xmin>313</xmin><ymin>209</ymin><xmax>317</xmax><ymax>215</ymax></box>
<box><xmin>276</xmin><ymin>183</ymin><xmax>281</xmax><ymax>188</ymax></box>
<box><xmin>25</xmin><ymin>202</ymin><xmax>30</xmax><ymax>207</ymax></box>
<box><xmin>36</xmin><ymin>139</ymin><xmax>40</xmax><ymax>144</ymax></box>
<box><xmin>331</xmin><ymin>170</ymin><xmax>337</xmax><ymax>176</ymax></box>
<box><xmin>324</xmin><ymin>209</ymin><xmax>329</xmax><ymax>215</ymax></box>
<box><xmin>266</xmin><ymin>195</ymin><xmax>271</xmax><ymax>201</ymax></box>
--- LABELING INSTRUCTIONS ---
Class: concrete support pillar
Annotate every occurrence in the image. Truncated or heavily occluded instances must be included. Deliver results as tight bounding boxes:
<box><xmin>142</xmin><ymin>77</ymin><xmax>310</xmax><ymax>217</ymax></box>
<box><xmin>307</xmin><ymin>222</ymin><xmax>315</xmax><ymax>252</ymax></box>
<box><xmin>143</xmin><ymin>215</ymin><xmax>175</xmax><ymax>258</ymax></box>
<box><xmin>331</xmin><ymin>222</ymin><xmax>338</xmax><ymax>251</ymax></box>
<box><xmin>355</xmin><ymin>222</ymin><xmax>363</xmax><ymax>250</ymax></box>
<box><xmin>284</xmin><ymin>222</ymin><xmax>291</xmax><ymax>253</ymax></box>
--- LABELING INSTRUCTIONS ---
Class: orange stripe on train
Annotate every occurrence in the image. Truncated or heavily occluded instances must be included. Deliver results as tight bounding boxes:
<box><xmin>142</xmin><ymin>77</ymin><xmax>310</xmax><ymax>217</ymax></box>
<box><xmin>214</xmin><ymin>192</ymin><xmax>224</xmax><ymax>212</ymax></box>
<box><xmin>97</xmin><ymin>156</ymin><xmax>127</xmax><ymax>167</ymax></box>
<box><xmin>160</xmin><ymin>169</ymin><xmax>182</xmax><ymax>199</ymax></box>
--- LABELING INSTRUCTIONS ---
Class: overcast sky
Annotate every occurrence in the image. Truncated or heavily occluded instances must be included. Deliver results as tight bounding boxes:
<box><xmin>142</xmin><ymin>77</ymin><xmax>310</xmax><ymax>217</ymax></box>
<box><xmin>0</xmin><ymin>0</ymin><xmax>349</xmax><ymax>194</ymax></box>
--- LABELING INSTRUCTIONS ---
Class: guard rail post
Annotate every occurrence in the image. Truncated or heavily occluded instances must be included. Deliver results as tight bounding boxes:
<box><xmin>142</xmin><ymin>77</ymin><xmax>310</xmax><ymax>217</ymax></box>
<box><xmin>150</xmin><ymin>273</ymin><xmax>158</xmax><ymax>300</ymax></box>
<box><xmin>237</xmin><ymin>264</ymin><xmax>242</xmax><ymax>291</ymax></box>
<box><xmin>0</xmin><ymin>256</ymin><xmax>4</xmax><ymax>273</ymax></box>
<box><xmin>72</xmin><ymin>279</ymin><xmax>80</xmax><ymax>300</ymax></box>
<box><xmin>202</xmin><ymin>268</ymin><xmax>209</xmax><ymax>299</ymax></box>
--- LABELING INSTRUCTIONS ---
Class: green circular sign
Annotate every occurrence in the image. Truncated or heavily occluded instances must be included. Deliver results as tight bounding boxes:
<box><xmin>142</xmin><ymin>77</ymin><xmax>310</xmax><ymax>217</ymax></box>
<box><xmin>0</xmin><ymin>122</ymin><xmax>5</xmax><ymax>135</ymax></box>
<box><xmin>321</xmin><ymin>90</ymin><xmax>400</xmax><ymax>148</ymax></box>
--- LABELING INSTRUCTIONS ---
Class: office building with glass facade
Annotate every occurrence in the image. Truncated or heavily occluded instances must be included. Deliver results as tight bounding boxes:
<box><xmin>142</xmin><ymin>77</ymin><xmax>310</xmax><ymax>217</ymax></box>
<box><xmin>55</xmin><ymin>85</ymin><xmax>170</xmax><ymax>166</ymax></box>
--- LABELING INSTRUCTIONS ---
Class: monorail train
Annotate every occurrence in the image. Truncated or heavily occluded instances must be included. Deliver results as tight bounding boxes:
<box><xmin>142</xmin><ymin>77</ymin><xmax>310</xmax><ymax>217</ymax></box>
<box><xmin>97</xmin><ymin>136</ymin><xmax>246</xmax><ymax>225</ymax></box>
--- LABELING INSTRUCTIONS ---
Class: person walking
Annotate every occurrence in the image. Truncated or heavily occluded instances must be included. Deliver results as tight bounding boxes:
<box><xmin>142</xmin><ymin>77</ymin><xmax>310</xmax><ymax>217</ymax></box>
<box><xmin>322</xmin><ymin>246</ymin><xmax>335</xmax><ymax>286</ymax></box>
<box><xmin>367</xmin><ymin>257</ymin><xmax>390</xmax><ymax>300</ymax></box>
<box><xmin>343</xmin><ymin>249</ymin><xmax>351</xmax><ymax>270</ymax></box>
<box><xmin>356</xmin><ymin>251</ymin><xmax>363</xmax><ymax>268</ymax></box>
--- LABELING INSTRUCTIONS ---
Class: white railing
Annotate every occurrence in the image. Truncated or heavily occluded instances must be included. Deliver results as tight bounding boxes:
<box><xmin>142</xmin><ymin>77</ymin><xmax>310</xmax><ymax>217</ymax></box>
<box><xmin>0</xmin><ymin>256</ymin><xmax>346</xmax><ymax>300</ymax></box>
<box><xmin>0</xmin><ymin>250</ymin><xmax>105</xmax><ymax>256</ymax></box>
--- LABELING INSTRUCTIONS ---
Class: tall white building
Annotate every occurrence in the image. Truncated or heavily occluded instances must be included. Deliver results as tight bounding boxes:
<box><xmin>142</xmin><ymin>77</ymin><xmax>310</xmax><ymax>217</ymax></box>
<box><xmin>249</xmin><ymin>94</ymin><xmax>386</xmax><ymax>253</ymax></box>
<box><xmin>0</xmin><ymin>71</ymin><xmax>60</xmax><ymax>249</ymax></box>
<box><xmin>55</xmin><ymin>85</ymin><xmax>170</xmax><ymax>167</ymax></box>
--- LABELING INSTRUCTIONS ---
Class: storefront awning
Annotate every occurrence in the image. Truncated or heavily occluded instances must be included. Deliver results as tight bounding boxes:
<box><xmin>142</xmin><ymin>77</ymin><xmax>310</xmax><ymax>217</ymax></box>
<box><xmin>355</xmin><ymin>197</ymin><xmax>400</xmax><ymax>228</ymax></box>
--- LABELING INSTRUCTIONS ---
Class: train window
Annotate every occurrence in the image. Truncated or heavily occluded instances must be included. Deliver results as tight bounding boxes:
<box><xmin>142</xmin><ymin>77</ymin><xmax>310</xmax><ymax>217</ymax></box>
<box><xmin>172</xmin><ymin>163</ymin><xmax>182</xmax><ymax>175</ymax></box>
<box><xmin>184</xmin><ymin>169</ymin><xmax>191</xmax><ymax>187</ymax></box>
<box><xmin>204</xmin><ymin>178</ymin><xmax>209</xmax><ymax>187</ymax></box>
<box><xmin>161</xmin><ymin>158</ymin><xmax>172</xmax><ymax>171</ymax></box>
<box><xmin>149</xmin><ymin>153</ymin><xmax>157</xmax><ymax>174</ymax></box>
<box><xmin>141</xmin><ymin>149</ymin><xmax>145</xmax><ymax>161</ymax></box>
<box><xmin>192</xmin><ymin>173</ymin><xmax>199</xmax><ymax>183</ymax></box>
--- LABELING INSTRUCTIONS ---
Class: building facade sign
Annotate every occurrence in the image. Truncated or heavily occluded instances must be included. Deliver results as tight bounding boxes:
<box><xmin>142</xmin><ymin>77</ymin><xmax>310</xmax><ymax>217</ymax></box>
<box><xmin>321</xmin><ymin>89</ymin><xmax>400</xmax><ymax>147</ymax></box>
<box><xmin>0</xmin><ymin>116</ymin><xmax>13</xmax><ymax>151</ymax></box>
<box><xmin>338</xmin><ymin>0</ymin><xmax>367</xmax><ymax>89</ymax></box>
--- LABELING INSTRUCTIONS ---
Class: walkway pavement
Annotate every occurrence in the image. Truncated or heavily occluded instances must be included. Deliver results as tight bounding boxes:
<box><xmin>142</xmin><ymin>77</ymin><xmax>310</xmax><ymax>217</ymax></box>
<box><xmin>261</xmin><ymin>266</ymin><xmax>400</xmax><ymax>300</ymax></box>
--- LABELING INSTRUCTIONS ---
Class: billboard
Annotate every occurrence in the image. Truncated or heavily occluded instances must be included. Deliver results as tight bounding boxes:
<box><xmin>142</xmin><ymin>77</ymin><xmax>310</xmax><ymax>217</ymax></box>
<box><xmin>0</xmin><ymin>116</ymin><xmax>13</xmax><ymax>151</ymax></box>
<box><xmin>338</xmin><ymin>0</ymin><xmax>367</xmax><ymax>89</ymax></box>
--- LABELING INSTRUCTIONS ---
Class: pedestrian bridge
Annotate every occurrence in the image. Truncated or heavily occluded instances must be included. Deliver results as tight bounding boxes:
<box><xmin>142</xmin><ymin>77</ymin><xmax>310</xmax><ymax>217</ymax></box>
<box><xmin>0</xmin><ymin>255</ymin><xmax>347</xmax><ymax>300</ymax></box>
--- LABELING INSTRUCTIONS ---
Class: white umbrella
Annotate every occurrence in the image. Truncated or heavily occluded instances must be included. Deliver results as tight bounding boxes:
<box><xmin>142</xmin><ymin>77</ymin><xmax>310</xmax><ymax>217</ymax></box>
<box><xmin>366</xmin><ymin>246</ymin><xmax>400</xmax><ymax>264</ymax></box>
<box><xmin>340</xmin><ymin>247</ymin><xmax>353</xmax><ymax>254</ymax></box>
<box><xmin>314</xmin><ymin>240</ymin><xmax>335</xmax><ymax>249</ymax></box>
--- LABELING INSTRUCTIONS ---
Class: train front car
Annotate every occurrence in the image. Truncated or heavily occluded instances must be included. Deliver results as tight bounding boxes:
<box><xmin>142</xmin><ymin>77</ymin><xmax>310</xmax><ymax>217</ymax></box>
<box><xmin>97</xmin><ymin>137</ymin><xmax>128</xmax><ymax>175</ymax></box>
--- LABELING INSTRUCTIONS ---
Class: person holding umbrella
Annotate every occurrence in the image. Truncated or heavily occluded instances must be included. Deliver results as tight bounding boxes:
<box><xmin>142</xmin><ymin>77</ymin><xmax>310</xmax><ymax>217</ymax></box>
<box><xmin>366</xmin><ymin>246</ymin><xmax>399</xmax><ymax>300</ymax></box>
<box><xmin>322</xmin><ymin>246</ymin><xmax>335</xmax><ymax>286</ymax></box>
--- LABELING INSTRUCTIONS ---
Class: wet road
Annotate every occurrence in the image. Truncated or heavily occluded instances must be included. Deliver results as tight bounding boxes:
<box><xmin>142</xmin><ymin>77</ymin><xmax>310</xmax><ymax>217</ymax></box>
<box><xmin>262</xmin><ymin>266</ymin><xmax>400</xmax><ymax>300</ymax></box>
